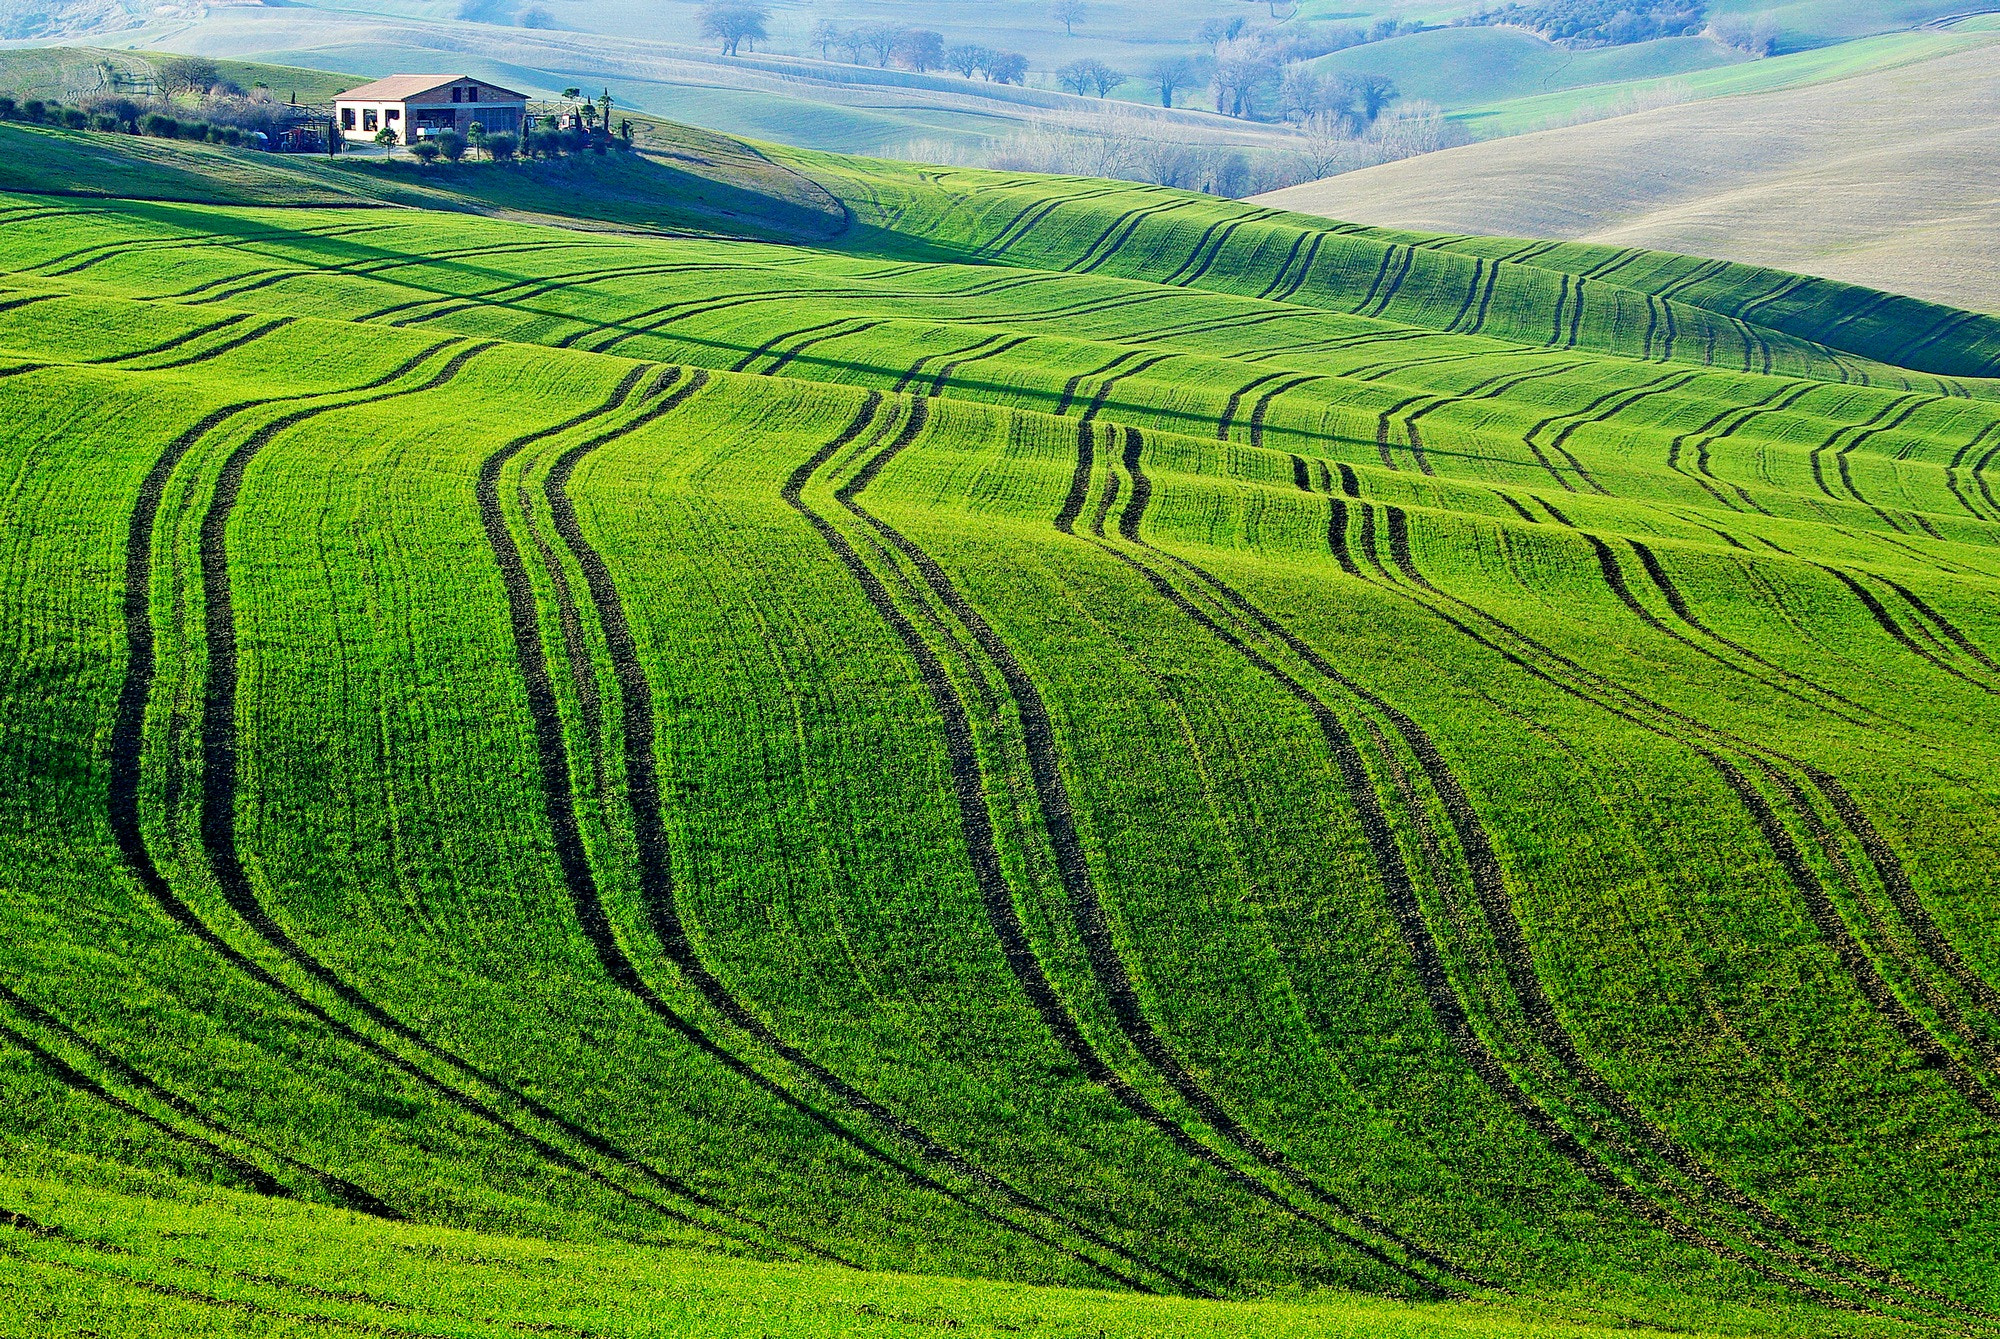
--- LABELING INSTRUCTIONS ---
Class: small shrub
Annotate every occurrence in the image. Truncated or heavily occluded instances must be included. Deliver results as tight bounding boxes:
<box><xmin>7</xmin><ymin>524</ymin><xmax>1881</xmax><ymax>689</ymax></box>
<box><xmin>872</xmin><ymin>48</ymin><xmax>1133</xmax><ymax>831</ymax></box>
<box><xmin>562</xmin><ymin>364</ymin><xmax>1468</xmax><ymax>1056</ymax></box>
<box><xmin>435</xmin><ymin>129</ymin><xmax>467</xmax><ymax>162</ymax></box>
<box><xmin>22</xmin><ymin>99</ymin><xmax>46</xmax><ymax>123</ymax></box>
<box><xmin>222</xmin><ymin>126</ymin><xmax>242</xmax><ymax>146</ymax></box>
<box><xmin>143</xmin><ymin>113</ymin><xmax>178</xmax><ymax>138</ymax></box>
<box><xmin>93</xmin><ymin>114</ymin><xmax>119</xmax><ymax>132</ymax></box>
<box><xmin>485</xmin><ymin>131</ymin><xmax>517</xmax><ymax>161</ymax></box>
<box><xmin>62</xmin><ymin>108</ymin><xmax>88</xmax><ymax>129</ymax></box>
<box><xmin>0</xmin><ymin>97</ymin><xmax>16</xmax><ymax>120</ymax></box>
<box><xmin>183</xmin><ymin>121</ymin><xmax>211</xmax><ymax>142</ymax></box>
<box><xmin>410</xmin><ymin>139</ymin><xmax>440</xmax><ymax>164</ymax></box>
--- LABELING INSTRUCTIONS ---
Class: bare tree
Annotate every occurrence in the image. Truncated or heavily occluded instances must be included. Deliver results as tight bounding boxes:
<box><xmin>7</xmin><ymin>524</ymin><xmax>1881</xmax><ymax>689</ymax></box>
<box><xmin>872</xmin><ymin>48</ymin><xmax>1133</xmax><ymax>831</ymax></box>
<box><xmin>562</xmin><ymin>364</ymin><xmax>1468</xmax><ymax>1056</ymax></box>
<box><xmin>1209</xmin><ymin>38</ymin><xmax>1273</xmax><ymax>118</ymax></box>
<box><xmin>156</xmin><ymin>55</ymin><xmax>220</xmax><ymax>96</ymax></box>
<box><xmin>809</xmin><ymin>19</ymin><xmax>842</xmax><ymax>57</ymax></box>
<box><xmin>1146</xmin><ymin>54</ymin><xmax>1206</xmax><ymax>108</ymax></box>
<box><xmin>857</xmin><ymin>22</ymin><xmax>904</xmax><ymax>66</ymax></box>
<box><xmin>984</xmin><ymin>51</ymin><xmax>1029</xmax><ymax>84</ymax></box>
<box><xmin>944</xmin><ymin>43</ymin><xmax>986</xmax><ymax>77</ymax></box>
<box><xmin>1057</xmin><ymin>58</ymin><xmax>1106</xmax><ymax>96</ymax></box>
<box><xmin>1051</xmin><ymin>0</ymin><xmax>1085</xmax><ymax>35</ymax></box>
<box><xmin>698</xmin><ymin>1</ymin><xmax>769</xmax><ymax>55</ymax></box>
<box><xmin>896</xmin><ymin>29</ymin><xmax>945</xmax><ymax>72</ymax></box>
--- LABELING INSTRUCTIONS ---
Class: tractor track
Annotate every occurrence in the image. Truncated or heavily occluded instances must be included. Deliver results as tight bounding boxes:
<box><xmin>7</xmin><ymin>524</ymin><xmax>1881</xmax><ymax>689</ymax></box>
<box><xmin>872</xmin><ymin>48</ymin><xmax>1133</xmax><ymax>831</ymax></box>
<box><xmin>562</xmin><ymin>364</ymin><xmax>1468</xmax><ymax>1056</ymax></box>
<box><xmin>525</xmin><ymin>384</ymin><xmax>1197</xmax><ymax>1295</ymax></box>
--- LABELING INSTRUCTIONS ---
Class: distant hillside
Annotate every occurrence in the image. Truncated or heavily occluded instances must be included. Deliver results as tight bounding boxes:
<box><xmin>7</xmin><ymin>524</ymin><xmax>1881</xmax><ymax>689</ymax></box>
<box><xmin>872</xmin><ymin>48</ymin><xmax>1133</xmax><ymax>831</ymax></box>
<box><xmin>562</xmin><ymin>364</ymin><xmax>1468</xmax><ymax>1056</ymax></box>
<box><xmin>1256</xmin><ymin>32</ymin><xmax>2000</xmax><ymax>313</ymax></box>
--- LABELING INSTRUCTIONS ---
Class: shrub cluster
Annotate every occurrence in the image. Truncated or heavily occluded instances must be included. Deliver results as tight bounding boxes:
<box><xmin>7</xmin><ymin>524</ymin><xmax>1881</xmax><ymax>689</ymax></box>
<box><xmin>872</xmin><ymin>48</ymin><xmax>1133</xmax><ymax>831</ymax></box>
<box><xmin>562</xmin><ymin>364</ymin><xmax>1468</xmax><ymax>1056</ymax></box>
<box><xmin>0</xmin><ymin>90</ymin><xmax>299</xmax><ymax>147</ymax></box>
<box><xmin>1458</xmin><ymin>0</ymin><xmax>1707</xmax><ymax>46</ymax></box>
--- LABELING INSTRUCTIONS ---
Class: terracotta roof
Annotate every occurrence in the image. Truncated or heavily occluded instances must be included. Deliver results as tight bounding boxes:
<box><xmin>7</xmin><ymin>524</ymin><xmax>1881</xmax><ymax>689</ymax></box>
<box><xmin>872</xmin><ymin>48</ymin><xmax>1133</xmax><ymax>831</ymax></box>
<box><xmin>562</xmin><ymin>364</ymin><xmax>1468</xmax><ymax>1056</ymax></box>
<box><xmin>334</xmin><ymin>74</ymin><xmax>528</xmax><ymax>103</ymax></box>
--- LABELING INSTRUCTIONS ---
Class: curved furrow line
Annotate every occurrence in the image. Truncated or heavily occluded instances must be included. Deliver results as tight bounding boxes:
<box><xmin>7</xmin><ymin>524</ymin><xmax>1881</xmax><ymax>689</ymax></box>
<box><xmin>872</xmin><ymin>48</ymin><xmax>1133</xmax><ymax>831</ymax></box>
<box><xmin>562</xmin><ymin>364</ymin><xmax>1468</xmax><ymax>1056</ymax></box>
<box><xmin>1363</xmin><ymin>247</ymin><xmax>1417</xmax><ymax>320</ymax></box>
<box><xmin>730</xmin><ymin>316</ymin><xmax>862</xmax><ymax>374</ymax></box>
<box><xmin>475</xmin><ymin>367</ymin><xmax>1039</xmax><ymax>1274</ymax></box>
<box><xmin>1346</xmin><ymin>247</ymin><xmax>1400</xmax><ymax>316</ymax></box>
<box><xmin>765</xmin><ymin>321</ymin><xmax>889</xmax><ymax>379</ymax></box>
<box><xmin>1160</xmin><ymin>215</ymin><xmax>1238</xmax><ymax>286</ymax></box>
<box><xmin>0</xmin><ymin>312</ymin><xmax>254</xmax><ymax>381</ymax></box>
<box><xmin>1174</xmin><ymin>212</ymin><xmax>1283</xmax><ymax>289</ymax></box>
<box><xmin>378</xmin><ymin>261</ymin><xmax>731</xmax><ymax>328</ymax></box>
<box><xmin>0</xmin><ymin>1019</ymin><xmax>292</xmax><ymax>1199</ymax></box>
<box><xmin>190</xmin><ymin>239</ymin><xmax>619</xmax><ymax>309</ymax></box>
<box><xmin>1272</xmin><ymin>233</ymin><xmax>1328</xmax><ymax>303</ymax></box>
<box><xmin>1366</xmin><ymin>509</ymin><xmax>2000</xmax><ymax>1116</ymax></box>
<box><xmin>24</xmin><ymin>220</ymin><xmax>392</xmax><ymax>281</ymax></box>
<box><xmin>1128</xmin><ymin>485</ymin><xmax>1990</xmax><ymax>1319</ymax></box>
<box><xmin>143</xmin><ymin>344</ymin><xmax>786</xmax><ymax>1254</ymax></box>
<box><xmin>1247</xmin><ymin>376</ymin><xmax>1322</xmax><ymax>453</ymax></box>
<box><xmin>927</xmin><ymin>334</ymin><xmax>1035</xmax><ymax>398</ymax></box>
<box><xmin>1664</xmin><ymin>380</ymin><xmax>1822</xmax><ymax>514</ymax></box>
<box><xmin>1074</xmin><ymin>199</ymin><xmax>1203</xmax><ymax>275</ymax></box>
<box><xmin>1809</xmin><ymin>393</ymin><xmax>1927</xmax><ymax>502</ymax></box>
<box><xmin>1871</xmin><ymin>575</ymin><xmax>2000</xmax><ymax>674</ymax></box>
<box><xmin>1215</xmin><ymin>371</ymin><xmax>1293</xmax><ymax>442</ymax></box>
<box><xmin>1528</xmin><ymin>368</ymin><xmax>1706</xmax><ymax>496</ymax></box>
<box><xmin>1053</xmin><ymin>350</ymin><xmax>1141</xmax><ymax>418</ymax></box>
<box><xmin>892</xmin><ymin>332</ymin><xmax>1013</xmax><ymax>395</ymax></box>
<box><xmin>1079</xmin><ymin>352</ymin><xmax>1181</xmax><ymax>424</ymax></box>
<box><xmin>1813</xmin><ymin>566</ymin><xmax>2000</xmax><ymax>697</ymax></box>
<box><xmin>975</xmin><ymin>184</ymin><xmax>1136</xmax><ymax>258</ymax></box>
<box><xmin>0</xmin><ymin>981</ymin><xmax>396</xmax><ymax>1217</ymax></box>
<box><xmin>1624</xmin><ymin>540</ymin><xmax>1890</xmax><ymax>725</ymax></box>
<box><xmin>538</xmin><ymin>388</ymin><xmax>1200</xmax><ymax>1296</ymax></box>
<box><xmin>1441</xmin><ymin>258</ymin><xmax>1488</xmax><ymax>335</ymax></box>
<box><xmin>820</xmin><ymin>415</ymin><xmax>1476</xmax><ymax>1298</ymax></box>
<box><xmin>1076</xmin><ymin>459</ymin><xmax>1891</xmax><ymax>1314</ymax></box>
<box><xmin>1255</xmin><ymin>231</ymin><xmax>1311</xmax><ymax>300</ymax></box>
<box><xmin>1376</xmin><ymin>361</ymin><xmax>1594</xmax><ymax>491</ymax></box>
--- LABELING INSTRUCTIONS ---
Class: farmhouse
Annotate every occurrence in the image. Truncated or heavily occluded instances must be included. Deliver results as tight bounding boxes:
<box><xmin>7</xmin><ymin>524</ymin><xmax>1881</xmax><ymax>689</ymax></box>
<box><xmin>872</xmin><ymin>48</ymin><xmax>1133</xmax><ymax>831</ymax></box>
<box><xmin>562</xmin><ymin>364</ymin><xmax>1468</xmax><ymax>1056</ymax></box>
<box><xmin>332</xmin><ymin>75</ymin><xmax>528</xmax><ymax>146</ymax></box>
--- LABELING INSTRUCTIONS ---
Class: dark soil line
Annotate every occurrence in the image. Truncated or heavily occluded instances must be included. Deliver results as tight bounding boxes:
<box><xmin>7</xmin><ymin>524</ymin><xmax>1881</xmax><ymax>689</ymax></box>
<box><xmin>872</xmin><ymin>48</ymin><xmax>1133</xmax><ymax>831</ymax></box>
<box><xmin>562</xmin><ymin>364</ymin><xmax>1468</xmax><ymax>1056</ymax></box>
<box><xmin>838</xmin><ymin>419</ymin><xmax>1474</xmax><ymax>1297</ymax></box>
<box><xmin>0</xmin><ymin>313</ymin><xmax>254</xmax><ymax>381</ymax></box>
<box><xmin>1175</xmin><ymin>463</ymin><xmax>1995</xmax><ymax>1314</ymax></box>
<box><xmin>1161</xmin><ymin>216</ymin><xmax>1237</xmax><ymax>286</ymax></box>
<box><xmin>1809</xmin><ymin>393</ymin><xmax>1925</xmax><ymax>502</ymax></box>
<box><xmin>893</xmin><ymin>332</ymin><xmax>1010</xmax><ymax>394</ymax></box>
<box><xmin>1256</xmin><ymin>232</ymin><xmax>1311</xmax><ymax>300</ymax></box>
<box><xmin>975</xmin><ymin>184</ymin><xmax>1134</xmax><ymax>258</ymax></box>
<box><xmin>731</xmin><ymin>316</ymin><xmax>862</xmax><ymax>374</ymax></box>
<box><xmin>1813</xmin><ymin>565</ymin><xmax>2000</xmax><ymax>697</ymax></box>
<box><xmin>1055</xmin><ymin>350</ymin><xmax>1142</xmax><ymax>419</ymax></box>
<box><xmin>797</xmin><ymin>399</ymin><xmax>1418</xmax><ymax>1296</ymax></box>
<box><xmin>1075</xmin><ymin>200</ymin><xmax>1201</xmax><ymax>275</ymax></box>
<box><xmin>1247</xmin><ymin>377</ymin><xmax>1322</xmax><ymax>452</ymax></box>
<box><xmin>769</xmin><ymin>321</ymin><xmax>888</xmax><ymax>379</ymax></box>
<box><xmin>1625</xmin><ymin>540</ymin><xmax>1888</xmax><ymax>724</ymax></box>
<box><xmin>1075</xmin><ymin>515</ymin><xmax>1855</xmax><ymax>1308</ymax></box>
<box><xmin>1349</xmin><ymin>247</ymin><xmax>1399</xmax><ymax>316</ymax></box>
<box><xmin>0</xmin><ymin>981</ymin><xmax>393</xmax><ymax>1217</ymax></box>
<box><xmin>1273</xmin><ymin>233</ymin><xmax>1326</xmax><ymax>302</ymax></box>
<box><xmin>1377</xmin><ymin>512</ymin><xmax>2000</xmax><ymax>1121</ymax></box>
<box><xmin>538</xmin><ymin>388</ymin><xmax>1185</xmax><ymax>1295</ymax></box>
<box><xmin>1215</xmin><ymin>372</ymin><xmax>1293</xmax><ymax>442</ymax></box>
<box><xmin>1872</xmin><ymin>575</ymin><xmax>2000</xmax><ymax>674</ymax></box>
<box><xmin>1664</xmin><ymin>380</ymin><xmax>1819</xmax><ymax>514</ymax></box>
<box><xmin>1144</xmin><ymin>538</ymin><xmax>1951</xmax><ymax>1316</ymax></box>
<box><xmin>1443</xmin><ymin>258</ymin><xmax>1486</xmax><ymax>334</ymax></box>
<box><xmin>1176</xmin><ymin>213</ymin><xmax>1280</xmax><ymax>288</ymax></box>
<box><xmin>927</xmin><ymin>334</ymin><xmax>1034</xmax><ymax>398</ymax></box>
<box><xmin>1801</xmin><ymin>764</ymin><xmax>2000</xmax><ymax>1019</ymax></box>
<box><xmin>178</xmin><ymin>345</ymin><xmax>785</xmax><ymax>1251</ymax></box>
<box><xmin>0</xmin><ymin>1018</ymin><xmax>289</xmax><ymax>1198</ymax></box>
<box><xmin>1079</xmin><ymin>353</ymin><xmax>1177</xmax><ymax>424</ymax></box>
<box><xmin>193</xmin><ymin>238</ymin><xmax>614</xmax><ymax>309</ymax></box>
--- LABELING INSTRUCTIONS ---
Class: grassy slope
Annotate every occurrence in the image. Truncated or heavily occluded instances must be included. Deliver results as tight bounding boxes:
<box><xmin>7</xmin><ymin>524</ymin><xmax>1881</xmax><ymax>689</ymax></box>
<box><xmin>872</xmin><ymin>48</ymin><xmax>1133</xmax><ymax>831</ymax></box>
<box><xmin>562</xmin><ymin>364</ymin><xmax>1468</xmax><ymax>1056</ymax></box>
<box><xmin>1255</xmin><ymin>36</ymin><xmax>2000</xmax><ymax>314</ymax></box>
<box><xmin>1</xmin><ymin>121</ymin><xmax>1998</xmax><ymax>1335</ymax></box>
<box><xmin>1454</xmin><ymin>26</ymin><xmax>1996</xmax><ymax>138</ymax></box>
<box><xmin>0</xmin><ymin>45</ymin><xmax>363</xmax><ymax>101</ymax></box>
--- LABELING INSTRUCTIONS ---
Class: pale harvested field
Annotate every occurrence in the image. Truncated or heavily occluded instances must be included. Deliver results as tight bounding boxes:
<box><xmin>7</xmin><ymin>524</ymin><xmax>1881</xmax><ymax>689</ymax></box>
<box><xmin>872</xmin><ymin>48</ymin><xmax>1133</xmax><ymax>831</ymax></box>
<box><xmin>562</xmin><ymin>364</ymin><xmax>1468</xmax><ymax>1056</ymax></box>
<box><xmin>1256</xmin><ymin>37</ymin><xmax>2000</xmax><ymax>313</ymax></box>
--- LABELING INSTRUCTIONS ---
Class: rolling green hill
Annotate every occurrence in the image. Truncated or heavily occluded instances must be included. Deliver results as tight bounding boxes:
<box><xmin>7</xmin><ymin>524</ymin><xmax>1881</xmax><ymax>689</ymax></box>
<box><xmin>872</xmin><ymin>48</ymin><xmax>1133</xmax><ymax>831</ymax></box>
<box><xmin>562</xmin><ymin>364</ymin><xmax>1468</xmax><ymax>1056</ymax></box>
<box><xmin>2</xmin><ymin>116</ymin><xmax>1999</xmax><ymax>1337</ymax></box>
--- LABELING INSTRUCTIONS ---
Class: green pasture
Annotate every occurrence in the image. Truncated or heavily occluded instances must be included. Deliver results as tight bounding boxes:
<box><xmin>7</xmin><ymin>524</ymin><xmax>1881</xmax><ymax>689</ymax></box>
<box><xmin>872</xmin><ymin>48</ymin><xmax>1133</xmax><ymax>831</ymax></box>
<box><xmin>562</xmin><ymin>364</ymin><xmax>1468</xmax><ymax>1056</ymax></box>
<box><xmin>0</xmin><ymin>112</ymin><xmax>1997</xmax><ymax>1338</ymax></box>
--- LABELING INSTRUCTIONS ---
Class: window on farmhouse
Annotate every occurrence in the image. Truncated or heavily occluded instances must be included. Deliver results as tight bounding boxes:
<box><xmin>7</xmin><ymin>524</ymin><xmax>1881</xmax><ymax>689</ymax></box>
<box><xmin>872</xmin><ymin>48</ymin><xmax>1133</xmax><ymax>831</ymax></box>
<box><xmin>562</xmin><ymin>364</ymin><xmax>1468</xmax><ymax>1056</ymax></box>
<box><xmin>340</xmin><ymin>107</ymin><xmax>355</xmax><ymax>130</ymax></box>
<box><xmin>466</xmin><ymin>86</ymin><xmax>479</xmax><ymax>102</ymax></box>
<box><xmin>451</xmin><ymin>87</ymin><xmax>462</xmax><ymax>102</ymax></box>
<box><xmin>363</xmin><ymin>108</ymin><xmax>377</xmax><ymax>131</ymax></box>
<box><xmin>386</xmin><ymin>108</ymin><xmax>400</xmax><ymax>121</ymax></box>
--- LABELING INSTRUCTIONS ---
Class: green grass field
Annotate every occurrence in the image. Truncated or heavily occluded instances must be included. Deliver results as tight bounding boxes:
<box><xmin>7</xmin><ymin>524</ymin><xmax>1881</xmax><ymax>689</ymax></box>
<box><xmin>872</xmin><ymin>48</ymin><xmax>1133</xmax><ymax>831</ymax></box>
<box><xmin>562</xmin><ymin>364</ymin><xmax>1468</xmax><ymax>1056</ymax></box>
<box><xmin>1</xmin><ymin>114</ymin><xmax>1998</xmax><ymax>1336</ymax></box>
